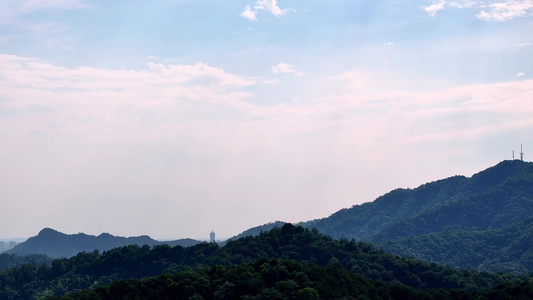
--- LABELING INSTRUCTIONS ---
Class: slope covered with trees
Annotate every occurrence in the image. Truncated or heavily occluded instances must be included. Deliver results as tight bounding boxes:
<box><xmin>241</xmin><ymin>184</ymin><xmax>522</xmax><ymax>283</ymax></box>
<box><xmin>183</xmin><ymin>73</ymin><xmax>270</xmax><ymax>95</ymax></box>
<box><xmin>0</xmin><ymin>253</ymin><xmax>53</xmax><ymax>271</ymax></box>
<box><xmin>371</xmin><ymin>161</ymin><xmax>533</xmax><ymax>242</ymax></box>
<box><xmin>301</xmin><ymin>175</ymin><xmax>471</xmax><ymax>241</ymax></box>
<box><xmin>222</xmin><ymin>221</ymin><xmax>287</xmax><ymax>245</ymax></box>
<box><xmin>229</xmin><ymin>160</ymin><xmax>533</xmax><ymax>273</ymax></box>
<box><xmin>379</xmin><ymin>216</ymin><xmax>533</xmax><ymax>274</ymax></box>
<box><xmin>57</xmin><ymin>259</ymin><xmax>393</xmax><ymax>300</ymax></box>
<box><xmin>307</xmin><ymin>160</ymin><xmax>533</xmax><ymax>242</ymax></box>
<box><xmin>0</xmin><ymin>224</ymin><xmax>530</xmax><ymax>299</ymax></box>
<box><xmin>55</xmin><ymin>259</ymin><xmax>533</xmax><ymax>300</ymax></box>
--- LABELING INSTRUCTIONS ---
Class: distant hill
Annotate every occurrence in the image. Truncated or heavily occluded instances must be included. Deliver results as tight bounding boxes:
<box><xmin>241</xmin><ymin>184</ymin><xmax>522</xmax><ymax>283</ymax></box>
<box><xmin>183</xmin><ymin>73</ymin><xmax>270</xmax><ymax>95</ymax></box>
<box><xmin>6</xmin><ymin>228</ymin><xmax>201</xmax><ymax>258</ymax></box>
<box><xmin>228</xmin><ymin>160</ymin><xmax>533</xmax><ymax>273</ymax></box>
<box><xmin>158</xmin><ymin>238</ymin><xmax>202</xmax><ymax>248</ymax></box>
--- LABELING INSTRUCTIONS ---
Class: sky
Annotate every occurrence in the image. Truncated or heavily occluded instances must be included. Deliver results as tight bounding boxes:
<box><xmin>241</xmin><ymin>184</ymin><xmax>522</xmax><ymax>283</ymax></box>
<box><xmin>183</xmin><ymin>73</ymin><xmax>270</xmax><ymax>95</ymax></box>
<box><xmin>1</xmin><ymin>0</ymin><xmax>532</xmax><ymax>240</ymax></box>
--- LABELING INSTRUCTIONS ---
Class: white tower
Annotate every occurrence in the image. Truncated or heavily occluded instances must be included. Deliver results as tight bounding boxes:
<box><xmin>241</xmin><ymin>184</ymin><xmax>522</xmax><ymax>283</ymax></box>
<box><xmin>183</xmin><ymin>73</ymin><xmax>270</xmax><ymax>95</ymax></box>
<box><xmin>520</xmin><ymin>144</ymin><xmax>524</xmax><ymax>161</ymax></box>
<box><xmin>210</xmin><ymin>231</ymin><xmax>215</xmax><ymax>243</ymax></box>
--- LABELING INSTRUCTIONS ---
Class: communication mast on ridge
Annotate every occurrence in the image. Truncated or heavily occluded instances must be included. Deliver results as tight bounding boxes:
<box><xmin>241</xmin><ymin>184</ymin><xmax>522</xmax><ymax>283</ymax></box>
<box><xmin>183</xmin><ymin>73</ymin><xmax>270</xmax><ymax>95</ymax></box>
<box><xmin>520</xmin><ymin>144</ymin><xmax>524</xmax><ymax>161</ymax></box>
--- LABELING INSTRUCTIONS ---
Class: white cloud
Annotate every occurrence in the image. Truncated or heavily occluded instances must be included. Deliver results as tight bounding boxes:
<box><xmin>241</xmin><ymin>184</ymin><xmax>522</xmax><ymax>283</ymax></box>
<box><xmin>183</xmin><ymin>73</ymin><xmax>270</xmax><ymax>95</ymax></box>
<box><xmin>240</xmin><ymin>5</ymin><xmax>258</xmax><ymax>21</ymax></box>
<box><xmin>242</xmin><ymin>0</ymin><xmax>294</xmax><ymax>20</ymax></box>
<box><xmin>384</xmin><ymin>42</ymin><xmax>394</xmax><ymax>47</ymax></box>
<box><xmin>424</xmin><ymin>0</ymin><xmax>447</xmax><ymax>17</ymax></box>
<box><xmin>449</xmin><ymin>1</ymin><xmax>478</xmax><ymax>8</ymax></box>
<box><xmin>255</xmin><ymin>0</ymin><xmax>285</xmax><ymax>17</ymax></box>
<box><xmin>0</xmin><ymin>54</ymin><xmax>256</xmax><ymax>116</ymax></box>
<box><xmin>518</xmin><ymin>42</ymin><xmax>532</xmax><ymax>47</ymax></box>
<box><xmin>4</xmin><ymin>55</ymin><xmax>531</xmax><ymax>148</ymax></box>
<box><xmin>516</xmin><ymin>72</ymin><xmax>526</xmax><ymax>77</ymax></box>
<box><xmin>271</xmin><ymin>62</ymin><xmax>304</xmax><ymax>76</ymax></box>
<box><xmin>476</xmin><ymin>0</ymin><xmax>533</xmax><ymax>21</ymax></box>
<box><xmin>423</xmin><ymin>0</ymin><xmax>533</xmax><ymax>21</ymax></box>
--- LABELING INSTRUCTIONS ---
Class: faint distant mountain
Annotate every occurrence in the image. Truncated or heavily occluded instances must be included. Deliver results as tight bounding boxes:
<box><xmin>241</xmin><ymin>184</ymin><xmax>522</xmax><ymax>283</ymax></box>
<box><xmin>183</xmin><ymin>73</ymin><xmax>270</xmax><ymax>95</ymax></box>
<box><xmin>159</xmin><ymin>238</ymin><xmax>201</xmax><ymax>248</ymax></box>
<box><xmin>0</xmin><ymin>240</ymin><xmax>19</xmax><ymax>253</ymax></box>
<box><xmin>229</xmin><ymin>160</ymin><xmax>533</xmax><ymax>272</ymax></box>
<box><xmin>6</xmin><ymin>228</ymin><xmax>201</xmax><ymax>258</ymax></box>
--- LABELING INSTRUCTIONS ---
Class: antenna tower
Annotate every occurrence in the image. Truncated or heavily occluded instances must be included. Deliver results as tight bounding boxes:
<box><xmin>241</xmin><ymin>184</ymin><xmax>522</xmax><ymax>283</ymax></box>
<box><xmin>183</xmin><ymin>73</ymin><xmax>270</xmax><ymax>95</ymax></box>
<box><xmin>520</xmin><ymin>144</ymin><xmax>524</xmax><ymax>161</ymax></box>
<box><xmin>513</xmin><ymin>150</ymin><xmax>515</xmax><ymax>160</ymax></box>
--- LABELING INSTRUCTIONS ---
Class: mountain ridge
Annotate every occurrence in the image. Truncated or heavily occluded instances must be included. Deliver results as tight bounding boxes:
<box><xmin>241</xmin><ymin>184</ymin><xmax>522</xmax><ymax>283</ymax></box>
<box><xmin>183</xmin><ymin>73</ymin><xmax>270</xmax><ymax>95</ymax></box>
<box><xmin>6</xmin><ymin>228</ymin><xmax>201</xmax><ymax>258</ymax></box>
<box><xmin>303</xmin><ymin>160</ymin><xmax>533</xmax><ymax>241</ymax></box>
<box><xmin>227</xmin><ymin>160</ymin><xmax>533</xmax><ymax>273</ymax></box>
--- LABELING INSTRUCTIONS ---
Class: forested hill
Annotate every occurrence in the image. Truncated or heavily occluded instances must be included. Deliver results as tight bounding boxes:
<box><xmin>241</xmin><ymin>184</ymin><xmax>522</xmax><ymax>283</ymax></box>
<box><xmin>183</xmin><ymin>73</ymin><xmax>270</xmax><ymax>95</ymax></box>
<box><xmin>1</xmin><ymin>224</ymin><xmax>530</xmax><ymax>299</ymax></box>
<box><xmin>304</xmin><ymin>160</ymin><xmax>533</xmax><ymax>241</ymax></box>
<box><xmin>6</xmin><ymin>228</ymin><xmax>201</xmax><ymax>258</ymax></box>
<box><xmin>379</xmin><ymin>216</ymin><xmax>533</xmax><ymax>273</ymax></box>
<box><xmin>222</xmin><ymin>221</ymin><xmax>287</xmax><ymax>245</ymax></box>
<box><xmin>228</xmin><ymin>160</ymin><xmax>533</xmax><ymax>273</ymax></box>
<box><xmin>56</xmin><ymin>259</ymin><xmax>533</xmax><ymax>300</ymax></box>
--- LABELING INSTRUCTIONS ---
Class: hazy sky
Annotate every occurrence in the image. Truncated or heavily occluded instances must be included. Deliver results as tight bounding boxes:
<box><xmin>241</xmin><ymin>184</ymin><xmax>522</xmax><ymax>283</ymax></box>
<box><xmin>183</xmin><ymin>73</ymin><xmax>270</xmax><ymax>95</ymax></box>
<box><xmin>1</xmin><ymin>0</ymin><xmax>532</xmax><ymax>240</ymax></box>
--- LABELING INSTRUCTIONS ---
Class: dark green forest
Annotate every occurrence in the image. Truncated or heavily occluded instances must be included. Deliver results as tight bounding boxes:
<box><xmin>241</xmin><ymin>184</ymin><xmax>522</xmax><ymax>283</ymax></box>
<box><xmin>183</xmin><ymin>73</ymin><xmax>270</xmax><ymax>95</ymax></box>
<box><xmin>0</xmin><ymin>253</ymin><xmax>53</xmax><ymax>271</ymax></box>
<box><xmin>55</xmin><ymin>259</ymin><xmax>533</xmax><ymax>300</ymax></box>
<box><xmin>1</xmin><ymin>224</ymin><xmax>532</xmax><ymax>299</ymax></box>
<box><xmin>380</xmin><ymin>216</ymin><xmax>533</xmax><ymax>273</ymax></box>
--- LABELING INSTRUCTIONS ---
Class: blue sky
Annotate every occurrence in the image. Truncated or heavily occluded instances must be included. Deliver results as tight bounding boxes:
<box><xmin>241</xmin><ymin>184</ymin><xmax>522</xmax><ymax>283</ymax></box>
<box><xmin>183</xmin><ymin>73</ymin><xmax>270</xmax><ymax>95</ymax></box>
<box><xmin>1</xmin><ymin>0</ymin><xmax>532</xmax><ymax>240</ymax></box>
